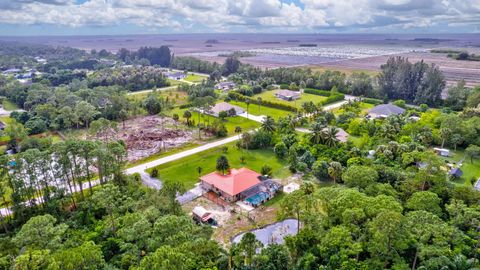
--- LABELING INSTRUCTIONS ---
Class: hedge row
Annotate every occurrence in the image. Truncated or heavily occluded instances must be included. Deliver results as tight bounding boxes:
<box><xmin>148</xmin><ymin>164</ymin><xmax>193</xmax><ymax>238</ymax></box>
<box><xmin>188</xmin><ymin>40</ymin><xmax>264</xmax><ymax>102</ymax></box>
<box><xmin>319</xmin><ymin>93</ymin><xmax>345</xmax><ymax>105</ymax></box>
<box><xmin>228</xmin><ymin>92</ymin><xmax>298</xmax><ymax>112</ymax></box>
<box><xmin>362</xmin><ymin>97</ymin><xmax>383</xmax><ymax>105</ymax></box>
<box><xmin>179</xmin><ymin>103</ymin><xmax>194</xmax><ymax>109</ymax></box>
<box><xmin>304</xmin><ymin>88</ymin><xmax>332</xmax><ymax>97</ymax></box>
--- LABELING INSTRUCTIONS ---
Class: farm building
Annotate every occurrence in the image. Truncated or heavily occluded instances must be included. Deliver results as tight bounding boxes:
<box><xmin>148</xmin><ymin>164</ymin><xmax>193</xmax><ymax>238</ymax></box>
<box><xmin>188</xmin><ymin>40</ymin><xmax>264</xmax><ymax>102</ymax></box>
<box><xmin>275</xmin><ymin>89</ymin><xmax>301</xmax><ymax>101</ymax></box>
<box><xmin>208</xmin><ymin>102</ymin><xmax>244</xmax><ymax>117</ymax></box>
<box><xmin>367</xmin><ymin>104</ymin><xmax>405</xmax><ymax>119</ymax></box>
<box><xmin>215</xmin><ymin>82</ymin><xmax>236</xmax><ymax>91</ymax></box>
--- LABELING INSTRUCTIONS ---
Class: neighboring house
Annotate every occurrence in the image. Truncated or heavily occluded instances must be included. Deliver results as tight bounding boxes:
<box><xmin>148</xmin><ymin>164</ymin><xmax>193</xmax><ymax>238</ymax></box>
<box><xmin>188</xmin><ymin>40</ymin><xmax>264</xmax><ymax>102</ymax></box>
<box><xmin>433</xmin><ymin>147</ymin><xmax>450</xmax><ymax>157</ymax></box>
<box><xmin>200</xmin><ymin>167</ymin><xmax>263</xmax><ymax>203</ymax></box>
<box><xmin>15</xmin><ymin>72</ymin><xmax>33</xmax><ymax>80</ymax></box>
<box><xmin>367</xmin><ymin>104</ymin><xmax>406</xmax><ymax>119</ymax></box>
<box><xmin>215</xmin><ymin>82</ymin><xmax>236</xmax><ymax>91</ymax></box>
<box><xmin>323</xmin><ymin>127</ymin><xmax>349</xmax><ymax>143</ymax></box>
<box><xmin>163</xmin><ymin>71</ymin><xmax>187</xmax><ymax>80</ymax></box>
<box><xmin>208</xmin><ymin>102</ymin><xmax>244</xmax><ymax>117</ymax></box>
<box><xmin>449</xmin><ymin>168</ymin><xmax>463</xmax><ymax>178</ymax></box>
<box><xmin>275</xmin><ymin>89</ymin><xmax>301</xmax><ymax>101</ymax></box>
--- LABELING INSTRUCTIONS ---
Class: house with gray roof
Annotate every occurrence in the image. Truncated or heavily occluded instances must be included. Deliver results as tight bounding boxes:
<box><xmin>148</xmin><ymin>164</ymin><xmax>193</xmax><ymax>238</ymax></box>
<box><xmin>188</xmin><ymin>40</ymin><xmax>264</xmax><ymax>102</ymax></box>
<box><xmin>367</xmin><ymin>104</ymin><xmax>406</xmax><ymax>119</ymax></box>
<box><xmin>275</xmin><ymin>89</ymin><xmax>301</xmax><ymax>101</ymax></box>
<box><xmin>208</xmin><ymin>102</ymin><xmax>244</xmax><ymax>117</ymax></box>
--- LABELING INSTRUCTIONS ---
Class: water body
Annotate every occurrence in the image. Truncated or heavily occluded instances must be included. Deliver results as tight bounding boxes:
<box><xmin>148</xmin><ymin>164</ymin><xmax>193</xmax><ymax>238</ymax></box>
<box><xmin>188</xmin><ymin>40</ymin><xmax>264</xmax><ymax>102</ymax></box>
<box><xmin>232</xmin><ymin>219</ymin><xmax>299</xmax><ymax>246</ymax></box>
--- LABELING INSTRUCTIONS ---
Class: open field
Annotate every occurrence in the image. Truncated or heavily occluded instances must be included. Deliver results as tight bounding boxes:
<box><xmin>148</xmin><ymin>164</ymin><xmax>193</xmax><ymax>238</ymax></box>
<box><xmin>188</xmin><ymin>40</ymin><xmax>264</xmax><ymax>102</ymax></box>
<box><xmin>185</xmin><ymin>74</ymin><xmax>208</xmax><ymax>83</ymax></box>
<box><xmin>307</xmin><ymin>66</ymin><xmax>379</xmax><ymax>76</ymax></box>
<box><xmin>127</xmin><ymin>88</ymin><xmax>189</xmax><ymax>106</ymax></box>
<box><xmin>148</xmin><ymin>142</ymin><xmax>291</xmax><ymax>189</ymax></box>
<box><xmin>229</xmin><ymin>100</ymin><xmax>293</xmax><ymax>119</ymax></box>
<box><xmin>169</xmin><ymin>107</ymin><xmax>260</xmax><ymax>135</ymax></box>
<box><xmin>254</xmin><ymin>91</ymin><xmax>327</xmax><ymax>108</ymax></box>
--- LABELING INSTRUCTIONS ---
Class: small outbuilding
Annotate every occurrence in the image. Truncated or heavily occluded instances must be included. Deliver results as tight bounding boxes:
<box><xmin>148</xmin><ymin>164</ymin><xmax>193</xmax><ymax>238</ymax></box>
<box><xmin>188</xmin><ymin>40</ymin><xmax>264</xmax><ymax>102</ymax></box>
<box><xmin>367</xmin><ymin>104</ymin><xmax>405</xmax><ymax>119</ymax></box>
<box><xmin>433</xmin><ymin>147</ymin><xmax>450</xmax><ymax>157</ymax></box>
<box><xmin>192</xmin><ymin>206</ymin><xmax>216</xmax><ymax>225</ymax></box>
<box><xmin>163</xmin><ymin>71</ymin><xmax>187</xmax><ymax>80</ymax></box>
<box><xmin>449</xmin><ymin>168</ymin><xmax>463</xmax><ymax>178</ymax></box>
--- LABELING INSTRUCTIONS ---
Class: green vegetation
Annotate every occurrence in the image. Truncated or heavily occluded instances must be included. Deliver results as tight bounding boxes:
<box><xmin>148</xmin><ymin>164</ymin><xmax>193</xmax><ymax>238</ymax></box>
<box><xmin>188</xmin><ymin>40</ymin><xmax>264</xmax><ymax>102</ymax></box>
<box><xmin>184</xmin><ymin>74</ymin><xmax>208</xmax><ymax>83</ymax></box>
<box><xmin>254</xmin><ymin>90</ymin><xmax>327</xmax><ymax>108</ymax></box>
<box><xmin>2</xmin><ymin>99</ymin><xmax>18</xmax><ymax>111</ymax></box>
<box><xmin>148</xmin><ymin>142</ymin><xmax>290</xmax><ymax>188</ymax></box>
<box><xmin>229</xmin><ymin>100</ymin><xmax>293</xmax><ymax>119</ymax></box>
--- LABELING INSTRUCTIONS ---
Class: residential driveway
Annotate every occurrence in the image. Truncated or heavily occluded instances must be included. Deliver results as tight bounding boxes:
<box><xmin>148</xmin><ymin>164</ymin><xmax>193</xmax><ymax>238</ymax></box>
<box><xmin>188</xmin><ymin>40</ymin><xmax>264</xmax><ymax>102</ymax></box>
<box><xmin>139</xmin><ymin>172</ymin><xmax>163</xmax><ymax>190</ymax></box>
<box><xmin>125</xmin><ymin>134</ymin><xmax>243</xmax><ymax>175</ymax></box>
<box><xmin>126</xmin><ymin>86</ymin><xmax>177</xmax><ymax>96</ymax></box>
<box><xmin>176</xmin><ymin>184</ymin><xmax>203</xmax><ymax>205</ymax></box>
<box><xmin>237</xmin><ymin>112</ymin><xmax>266</xmax><ymax>123</ymax></box>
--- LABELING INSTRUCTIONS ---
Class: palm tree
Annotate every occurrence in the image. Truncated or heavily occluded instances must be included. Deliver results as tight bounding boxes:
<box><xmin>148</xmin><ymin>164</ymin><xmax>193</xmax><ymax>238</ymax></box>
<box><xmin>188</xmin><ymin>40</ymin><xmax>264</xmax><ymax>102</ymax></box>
<box><xmin>310</xmin><ymin>122</ymin><xmax>324</xmax><ymax>144</ymax></box>
<box><xmin>183</xmin><ymin>110</ymin><xmax>192</xmax><ymax>125</ymax></box>
<box><xmin>216</xmin><ymin>155</ymin><xmax>230</xmax><ymax>175</ymax></box>
<box><xmin>322</xmin><ymin>127</ymin><xmax>339</xmax><ymax>147</ymax></box>
<box><xmin>328</xmin><ymin>161</ymin><xmax>342</xmax><ymax>184</ymax></box>
<box><xmin>261</xmin><ymin>116</ymin><xmax>276</xmax><ymax>133</ymax></box>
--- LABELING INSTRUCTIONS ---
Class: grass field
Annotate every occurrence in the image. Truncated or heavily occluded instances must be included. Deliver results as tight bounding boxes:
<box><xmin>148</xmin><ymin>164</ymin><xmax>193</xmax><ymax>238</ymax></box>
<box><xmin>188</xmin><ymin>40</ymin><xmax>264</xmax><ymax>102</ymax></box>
<box><xmin>169</xmin><ymin>107</ymin><xmax>260</xmax><ymax>136</ymax></box>
<box><xmin>184</xmin><ymin>74</ymin><xmax>208</xmax><ymax>83</ymax></box>
<box><xmin>128</xmin><ymin>88</ymin><xmax>189</xmax><ymax>106</ymax></box>
<box><xmin>254</xmin><ymin>91</ymin><xmax>327</xmax><ymax>108</ymax></box>
<box><xmin>229</xmin><ymin>100</ymin><xmax>293</xmax><ymax>120</ymax></box>
<box><xmin>2</xmin><ymin>100</ymin><xmax>19</xmax><ymax>111</ymax></box>
<box><xmin>148</xmin><ymin>142</ymin><xmax>291</xmax><ymax>189</ymax></box>
<box><xmin>167</xmin><ymin>79</ymin><xmax>183</xmax><ymax>86</ymax></box>
<box><xmin>332</xmin><ymin>102</ymin><xmax>374</xmax><ymax>116</ymax></box>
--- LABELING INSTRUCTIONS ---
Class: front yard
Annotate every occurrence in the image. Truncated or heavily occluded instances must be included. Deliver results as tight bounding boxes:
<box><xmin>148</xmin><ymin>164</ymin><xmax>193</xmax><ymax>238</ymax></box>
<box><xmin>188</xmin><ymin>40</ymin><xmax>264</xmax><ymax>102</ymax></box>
<box><xmin>147</xmin><ymin>142</ymin><xmax>291</xmax><ymax>189</ymax></box>
<box><xmin>254</xmin><ymin>90</ymin><xmax>328</xmax><ymax>108</ymax></box>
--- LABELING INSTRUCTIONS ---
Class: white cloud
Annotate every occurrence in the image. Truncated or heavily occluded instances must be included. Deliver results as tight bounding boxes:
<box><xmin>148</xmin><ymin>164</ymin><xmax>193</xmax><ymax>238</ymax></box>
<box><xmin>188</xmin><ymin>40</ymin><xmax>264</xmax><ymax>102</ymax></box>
<box><xmin>0</xmin><ymin>0</ymin><xmax>477</xmax><ymax>32</ymax></box>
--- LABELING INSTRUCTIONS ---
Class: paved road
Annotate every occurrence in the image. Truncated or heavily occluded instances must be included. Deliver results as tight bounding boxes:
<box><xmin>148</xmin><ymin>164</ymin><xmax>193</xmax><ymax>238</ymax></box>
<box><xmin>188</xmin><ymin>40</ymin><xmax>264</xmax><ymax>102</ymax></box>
<box><xmin>126</xmin><ymin>85</ymin><xmax>178</xmax><ymax>96</ymax></box>
<box><xmin>125</xmin><ymin>134</ymin><xmax>243</xmax><ymax>175</ymax></box>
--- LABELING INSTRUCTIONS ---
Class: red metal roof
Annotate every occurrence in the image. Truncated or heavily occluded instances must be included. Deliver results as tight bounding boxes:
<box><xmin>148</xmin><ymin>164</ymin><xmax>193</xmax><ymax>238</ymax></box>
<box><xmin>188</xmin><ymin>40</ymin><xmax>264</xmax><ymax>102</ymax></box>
<box><xmin>200</xmin><ymin>167</ymin><xmax>261</xmax><ymax>196</ymax></box>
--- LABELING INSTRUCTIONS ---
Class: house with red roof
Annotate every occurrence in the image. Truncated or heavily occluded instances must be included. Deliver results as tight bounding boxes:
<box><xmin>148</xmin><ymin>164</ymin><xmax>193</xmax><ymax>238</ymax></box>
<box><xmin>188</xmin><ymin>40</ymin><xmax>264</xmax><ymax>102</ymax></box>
<box><xmin>200</xmin><ymin>167</ymin><xmax>262</xmax><ymax>202</ymax></box>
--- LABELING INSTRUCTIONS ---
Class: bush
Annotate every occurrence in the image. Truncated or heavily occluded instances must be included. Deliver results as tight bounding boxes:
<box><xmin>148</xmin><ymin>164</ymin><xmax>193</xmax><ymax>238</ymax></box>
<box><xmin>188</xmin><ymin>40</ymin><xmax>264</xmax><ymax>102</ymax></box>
<box><xmin>320</xmin><ymin>93</ymin><xmax>345</xmax><ymax>105</ymax></box>
<box><xmin>362</xmin><ymin>98</ymin><xmax>383</xmax><ymax>105</ymax></box>
<box><xmin>393</xmin><ymin>100</ymin><xmax>406</xmax><ymax>108</ymax></box>
<box><xmin>150</xmin><ymin>168</ymin><xmax>159</xmax><ymax>178</ymax></box>
<box><xmin>304</xmin><ymin>88</ymin><xmax>331</xmax><ymax>97</ymax></box>
<box><xmin>261</xmin><ymin>165</ymin><xmax>273</xmax><ymax>176</ymax></box>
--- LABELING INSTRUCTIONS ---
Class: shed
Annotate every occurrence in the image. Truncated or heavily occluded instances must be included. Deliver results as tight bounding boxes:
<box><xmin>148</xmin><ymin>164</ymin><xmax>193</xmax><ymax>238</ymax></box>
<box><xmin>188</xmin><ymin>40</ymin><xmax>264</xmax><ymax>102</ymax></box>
<box><xmin>192</xmin><ymin>206</ymin><xmax>214</xmax><ymax>223</ymax></box>
<box><xmin>433</xmin><ymin>147</ymin><xmax>450</xmax><ymax>157</ymax></box>
<box><xmin>449</xmin><ymin>168</ymin><xmax>463</xmax><ymax>178</ymax></box>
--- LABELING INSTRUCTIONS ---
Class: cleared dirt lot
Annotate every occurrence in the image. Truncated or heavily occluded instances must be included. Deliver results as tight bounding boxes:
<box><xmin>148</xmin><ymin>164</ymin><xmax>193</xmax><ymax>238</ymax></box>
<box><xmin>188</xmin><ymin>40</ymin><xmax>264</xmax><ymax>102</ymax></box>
<box><xmin>93</xmin><ymin>115</ymin><xmax>194</xmax><ymax>162</ymax></box>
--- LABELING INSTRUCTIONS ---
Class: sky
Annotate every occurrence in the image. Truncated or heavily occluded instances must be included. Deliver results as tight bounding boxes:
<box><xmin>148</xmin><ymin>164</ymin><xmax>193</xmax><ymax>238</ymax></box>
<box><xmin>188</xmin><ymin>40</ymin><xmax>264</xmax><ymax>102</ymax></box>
<box><xmin>0</xmin><ymin>0</ymin><xmax>478</xmax><ymax>35</ymax></box>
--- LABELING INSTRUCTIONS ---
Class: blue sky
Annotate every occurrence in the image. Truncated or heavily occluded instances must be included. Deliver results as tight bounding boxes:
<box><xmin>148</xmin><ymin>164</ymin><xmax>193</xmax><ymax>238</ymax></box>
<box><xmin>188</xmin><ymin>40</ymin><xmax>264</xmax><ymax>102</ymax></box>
<box><xmin>0</xmin><ymin>0</ymin><xmax>478</xmax><ymax>35</ymax></box>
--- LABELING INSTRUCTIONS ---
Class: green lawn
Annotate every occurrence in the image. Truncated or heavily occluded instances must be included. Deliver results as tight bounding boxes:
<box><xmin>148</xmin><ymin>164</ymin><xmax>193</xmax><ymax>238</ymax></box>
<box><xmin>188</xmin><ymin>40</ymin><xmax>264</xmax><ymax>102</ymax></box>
<box><xmin>229</xmin><ymin>100</ymin><xmax>293</xmax><ymax>120</ymax></box>
<box><xmin>128</xmin><ymin>88</ymin><xmax>189</xmax><ymax>106</ymax></box>
<box><xmin>253</xmin><ymin>90</ymin><xmax>327</xmax><ymax>108</ymax></box>
<box><xmin>148</xmin><ymin>142</ymin><xmax>291</xmax><ymax>189</ymax></box>
<box><xmin>167</xmin><ymin>79</ymin><xmax>183</xmax><ymax>86</ymax></box>
<box><xmin>2</xmin><ymin>100</ymin><xmax>19</xmax><ymax>111</ymax></box>
<box><xmin>184</xmin><ymin>74</ymin><xmax>208</xmax><ymax>83</ymax></box>
<box><xmin>169</xmin><ymin>107</ymin><xmax>260</xmax><ymax>136</ymax></box>
<box><xmin>332</xmin><ymin>102</ymin><xmax>374</xmax><ymax>116</ymax></box>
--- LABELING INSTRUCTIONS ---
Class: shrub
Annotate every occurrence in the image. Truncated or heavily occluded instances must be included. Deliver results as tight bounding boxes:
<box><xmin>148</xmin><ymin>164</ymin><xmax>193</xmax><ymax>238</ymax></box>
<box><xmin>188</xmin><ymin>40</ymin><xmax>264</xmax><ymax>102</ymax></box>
<box><xmin>304</xmin><ymin>88</ymin><xmax>331</xmax><ymax>97</ymax></box>
<box><xmin>362</xmin><ymin>98</ymin><xmax>383</xmax><ymax>105</ymax></box>
<box><xmin>151</xmin><ymin>168</ymin><xmax>159</xmax><ymax>178</ymax></box>
<box><xmin>261</xmin><ymin>165</ymin><xmax>273</xmax><ymax>176</ymax></box>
